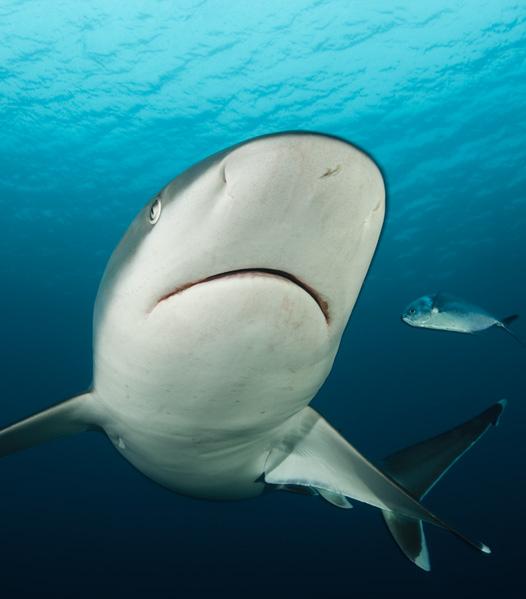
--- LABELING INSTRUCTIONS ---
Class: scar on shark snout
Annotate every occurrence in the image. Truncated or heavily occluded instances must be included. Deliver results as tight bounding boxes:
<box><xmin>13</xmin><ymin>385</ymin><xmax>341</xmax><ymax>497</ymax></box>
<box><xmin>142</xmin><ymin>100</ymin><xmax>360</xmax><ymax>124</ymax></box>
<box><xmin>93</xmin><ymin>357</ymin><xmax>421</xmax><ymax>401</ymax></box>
<box><xmin>319</xmin><ymin>164</ymin><xmax>341</xmax><ymax>178</ymax></box>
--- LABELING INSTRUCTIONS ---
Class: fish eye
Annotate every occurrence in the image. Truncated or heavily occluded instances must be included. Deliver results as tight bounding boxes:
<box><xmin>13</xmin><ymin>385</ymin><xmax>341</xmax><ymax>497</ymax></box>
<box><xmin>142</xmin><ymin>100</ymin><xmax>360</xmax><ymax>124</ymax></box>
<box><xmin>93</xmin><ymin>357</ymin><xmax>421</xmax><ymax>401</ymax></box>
<box><xmin>149</xmin><ymin>197</ymin><xmax>162</xmax><ymax>224</ymax></box>
<box><xmin>408</xmin><ymin>308</ymin><xmax>416</xmax><ymax>315</ymax></box>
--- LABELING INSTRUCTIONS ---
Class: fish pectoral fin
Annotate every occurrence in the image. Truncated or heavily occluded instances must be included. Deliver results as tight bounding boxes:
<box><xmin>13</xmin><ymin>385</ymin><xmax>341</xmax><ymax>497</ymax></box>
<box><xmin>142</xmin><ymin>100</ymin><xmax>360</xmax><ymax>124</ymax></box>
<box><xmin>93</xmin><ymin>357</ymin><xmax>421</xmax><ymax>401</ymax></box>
<box><xmin>264</xmin><ymin>406</ymin><xmax>492</xmax><ymax>567</ymax></box>
<box><xmin>431</xmin><ymin>291</ymin><xmax>442</xmax><ymax>312</ymax></box>
<box><xmin>0</xmin><ymin>392</ymin><xmax>102</xmax><ymax>458</ymax></box>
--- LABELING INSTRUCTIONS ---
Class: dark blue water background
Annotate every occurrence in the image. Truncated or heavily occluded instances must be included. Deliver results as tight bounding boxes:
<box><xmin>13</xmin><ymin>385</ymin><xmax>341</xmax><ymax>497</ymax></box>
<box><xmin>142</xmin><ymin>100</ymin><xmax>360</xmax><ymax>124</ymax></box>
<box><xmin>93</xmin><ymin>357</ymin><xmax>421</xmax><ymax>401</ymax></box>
<box><xmin>1</xmin><ymin>1</ymin><xmax>524</xmax><ymax>597</ymax></box>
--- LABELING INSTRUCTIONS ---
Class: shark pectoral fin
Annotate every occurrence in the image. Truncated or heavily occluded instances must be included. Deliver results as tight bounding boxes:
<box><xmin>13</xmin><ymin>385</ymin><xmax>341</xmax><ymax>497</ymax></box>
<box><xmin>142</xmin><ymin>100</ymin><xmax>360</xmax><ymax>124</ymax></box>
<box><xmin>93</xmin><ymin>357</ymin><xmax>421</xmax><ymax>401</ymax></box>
<box><xmin>264</xmin><ymin>407</ymin><xmax>490</xmax><ymax>562</ymax></box>
<box><xmin>382</xmin><ymin>511</ymin><xmax>430</xmax><ymax>571</ymax></box>
<box><xmin>378</xmin><ymin>400</ymin><xmax>505</xmax><ymax>570</ymax></box>
<box><xmin>0</xmin><ymin>391</ymin><xmax>102</xmax><ymax>458</ymax></box>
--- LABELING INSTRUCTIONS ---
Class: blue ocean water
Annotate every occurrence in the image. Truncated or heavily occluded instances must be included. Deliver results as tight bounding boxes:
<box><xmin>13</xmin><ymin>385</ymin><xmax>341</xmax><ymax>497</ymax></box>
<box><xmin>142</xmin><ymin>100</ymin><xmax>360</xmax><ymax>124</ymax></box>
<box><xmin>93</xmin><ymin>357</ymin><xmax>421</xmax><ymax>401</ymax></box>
<box><xmin>1</xmin><ymin>0</ymin><xmax>525</xmax><ymax>596</ymax></box>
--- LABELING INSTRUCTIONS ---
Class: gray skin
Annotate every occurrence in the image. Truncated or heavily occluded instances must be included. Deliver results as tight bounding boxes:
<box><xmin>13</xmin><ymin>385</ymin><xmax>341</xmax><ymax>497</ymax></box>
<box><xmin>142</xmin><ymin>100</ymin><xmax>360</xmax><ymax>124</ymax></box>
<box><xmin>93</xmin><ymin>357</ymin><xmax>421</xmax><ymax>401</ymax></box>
<box><xmin>402</xmin><ymin>292</ymin><xmax>522</xmax><ymax>344</ymax></box>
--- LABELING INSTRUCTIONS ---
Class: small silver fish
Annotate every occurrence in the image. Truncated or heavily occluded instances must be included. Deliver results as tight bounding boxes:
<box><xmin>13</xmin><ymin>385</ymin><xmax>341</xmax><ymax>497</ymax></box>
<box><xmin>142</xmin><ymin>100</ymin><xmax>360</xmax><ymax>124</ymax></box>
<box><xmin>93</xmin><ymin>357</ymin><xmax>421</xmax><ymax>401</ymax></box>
<box><xmin>402</xmin><ymin>292</ymin><xmax>523</xmax><ymax>345</ymax></box>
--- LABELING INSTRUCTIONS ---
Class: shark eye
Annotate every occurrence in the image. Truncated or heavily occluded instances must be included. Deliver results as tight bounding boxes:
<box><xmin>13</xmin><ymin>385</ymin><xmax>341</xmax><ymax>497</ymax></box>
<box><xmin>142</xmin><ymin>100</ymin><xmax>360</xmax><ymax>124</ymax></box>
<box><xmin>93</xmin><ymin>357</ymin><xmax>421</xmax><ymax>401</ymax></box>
<box><xmin>149</xmin><ymin>197</ymin><xmax>162</xmax><ymax>224</ymax></box>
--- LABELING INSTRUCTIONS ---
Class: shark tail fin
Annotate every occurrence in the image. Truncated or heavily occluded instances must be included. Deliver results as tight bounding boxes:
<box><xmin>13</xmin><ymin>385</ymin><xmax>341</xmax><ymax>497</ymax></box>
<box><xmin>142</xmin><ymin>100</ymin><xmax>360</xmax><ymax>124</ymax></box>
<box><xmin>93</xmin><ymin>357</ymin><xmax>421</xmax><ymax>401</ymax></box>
<box><xmin>379</xmin><ymin>400</ymin><xmax>506</xmax><ymax>570</ymax></box>
<box><xmin>265</xmin><ymin>402</ymin><xmax>505</xmax><ymax>570</ymax></box>
<box><xmin>0</xmin><ymin>392</ymin><xmax>102</xmax><ymax>458</ymax></box>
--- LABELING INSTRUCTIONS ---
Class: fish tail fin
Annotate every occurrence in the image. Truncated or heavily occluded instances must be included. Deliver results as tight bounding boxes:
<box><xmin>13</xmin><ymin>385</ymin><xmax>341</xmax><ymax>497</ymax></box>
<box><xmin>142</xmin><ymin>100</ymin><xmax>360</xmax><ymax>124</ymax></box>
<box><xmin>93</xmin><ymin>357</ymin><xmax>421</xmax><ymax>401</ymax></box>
<box><xmin>0</xmin><ymin>392</ymin><xmax>103</xmax><ymax>458</ymax></box>
<box><xmin>496</xmin><ymin>315</ymin><xmax>525</xmax><ymax>347</ymax></box>
<box><xmin>501</xmin><ymin>314</ymin><xmax>519</xmax><ymax>327</ymax></box>
<box><xmin>379</xmin><ymin>400</ymin><xmax>506</xmax><ymax>570</ymax></box>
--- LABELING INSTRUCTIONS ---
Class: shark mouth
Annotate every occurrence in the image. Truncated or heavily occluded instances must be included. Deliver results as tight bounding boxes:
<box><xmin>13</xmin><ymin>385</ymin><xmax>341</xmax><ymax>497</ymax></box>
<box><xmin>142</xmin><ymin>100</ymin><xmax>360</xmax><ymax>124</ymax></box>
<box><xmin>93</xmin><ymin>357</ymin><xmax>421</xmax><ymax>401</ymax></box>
<box><xmin>157</xmin><ymin>268</ymin><xmax>329</xmax><ymax>322</ymax></box>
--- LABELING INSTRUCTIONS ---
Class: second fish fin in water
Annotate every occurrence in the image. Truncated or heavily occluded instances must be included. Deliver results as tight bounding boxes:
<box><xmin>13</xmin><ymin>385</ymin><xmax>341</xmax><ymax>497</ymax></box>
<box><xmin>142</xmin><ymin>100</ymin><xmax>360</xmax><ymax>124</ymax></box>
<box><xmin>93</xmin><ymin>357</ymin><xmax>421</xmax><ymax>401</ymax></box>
<box><xmin>379</xmin><ymin>400</ymin><xmax>506</xmax><ymax>571</ymax></box>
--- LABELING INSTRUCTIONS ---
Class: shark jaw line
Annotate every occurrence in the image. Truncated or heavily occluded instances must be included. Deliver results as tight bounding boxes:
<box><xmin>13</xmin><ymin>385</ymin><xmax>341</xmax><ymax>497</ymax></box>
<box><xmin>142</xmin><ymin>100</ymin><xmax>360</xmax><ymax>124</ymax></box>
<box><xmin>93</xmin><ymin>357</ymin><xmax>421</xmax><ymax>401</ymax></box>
<box><xmin>157</xmin><ymin>268</ymin><xmax>330</xmax><ymax>322</ymax></box>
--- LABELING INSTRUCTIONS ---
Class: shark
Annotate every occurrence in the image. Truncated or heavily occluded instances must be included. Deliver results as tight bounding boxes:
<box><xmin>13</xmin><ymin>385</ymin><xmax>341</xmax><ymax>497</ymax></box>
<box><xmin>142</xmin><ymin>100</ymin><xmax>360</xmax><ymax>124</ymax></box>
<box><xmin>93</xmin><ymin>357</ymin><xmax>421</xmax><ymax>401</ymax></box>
<box><xmin>0</xmin><ymin>132</ymin><xmax>506</xmax><ymax>571</ymax></box>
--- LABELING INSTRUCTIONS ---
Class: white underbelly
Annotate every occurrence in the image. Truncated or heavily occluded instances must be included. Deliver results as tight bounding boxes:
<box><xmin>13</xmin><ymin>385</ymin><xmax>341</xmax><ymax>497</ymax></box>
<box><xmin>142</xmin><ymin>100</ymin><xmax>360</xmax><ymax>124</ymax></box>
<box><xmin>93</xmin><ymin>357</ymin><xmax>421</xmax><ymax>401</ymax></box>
<box><xmin>99</xmin><ymin>402</ymin><xmax>287</xmax><ymax>500</ymax></box>
<box><xmin>91</xmin><ymin>275</ymin><xmax>339</xmax><ymax>499</ymax></box>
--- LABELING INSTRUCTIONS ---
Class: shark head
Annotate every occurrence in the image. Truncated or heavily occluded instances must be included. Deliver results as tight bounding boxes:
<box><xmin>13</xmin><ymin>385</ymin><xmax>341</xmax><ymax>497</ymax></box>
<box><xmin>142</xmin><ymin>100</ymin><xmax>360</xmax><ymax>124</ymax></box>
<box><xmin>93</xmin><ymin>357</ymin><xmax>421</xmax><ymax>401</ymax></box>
<box><xmin>92</xmin><ymin>132</ymin><xmax>385</xmax><ymax>439</ymax></box>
